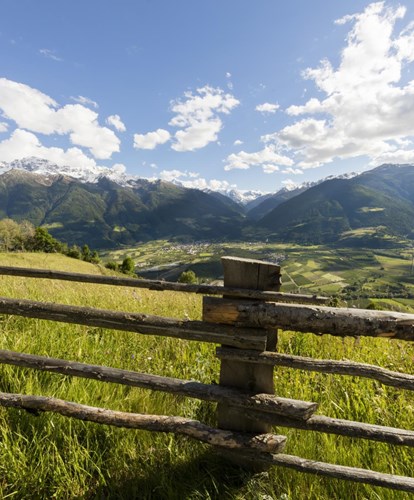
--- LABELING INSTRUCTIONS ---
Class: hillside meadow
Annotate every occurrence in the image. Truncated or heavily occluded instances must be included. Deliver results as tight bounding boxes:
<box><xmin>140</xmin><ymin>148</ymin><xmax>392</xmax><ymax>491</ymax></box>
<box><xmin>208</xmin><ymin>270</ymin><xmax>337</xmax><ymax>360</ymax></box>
<box><xmin>0</xmin><ymin>252</ymin><xmax>413</xmax><ymax>499</ymax></box>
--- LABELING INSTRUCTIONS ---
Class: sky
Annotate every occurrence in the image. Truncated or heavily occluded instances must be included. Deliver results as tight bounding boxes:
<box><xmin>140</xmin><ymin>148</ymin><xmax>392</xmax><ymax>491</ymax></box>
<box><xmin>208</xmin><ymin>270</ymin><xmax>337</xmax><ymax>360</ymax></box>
<box><xmin>1</xmin><ymin>0</ymin><xmax>414</xmax><ymax>193</ymax></box>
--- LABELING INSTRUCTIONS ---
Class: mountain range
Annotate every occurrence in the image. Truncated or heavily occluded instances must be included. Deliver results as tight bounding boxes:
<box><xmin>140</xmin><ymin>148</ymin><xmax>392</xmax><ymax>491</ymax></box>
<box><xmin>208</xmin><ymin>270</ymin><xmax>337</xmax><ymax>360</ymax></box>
<box><xmin>0</xmin><ymin>158</ymin><xmax>413</xmax><ymax>248</ymax></box>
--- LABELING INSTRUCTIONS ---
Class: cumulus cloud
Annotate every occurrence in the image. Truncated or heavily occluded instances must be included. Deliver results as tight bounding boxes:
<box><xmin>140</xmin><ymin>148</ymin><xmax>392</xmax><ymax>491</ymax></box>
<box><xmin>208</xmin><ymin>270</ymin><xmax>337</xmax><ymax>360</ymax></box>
<box><xmin>232</xmin><ymin>2</ymin><xmax>414</xmax><ymax>172</ymax></box>
<box><xmin>279</xmin><ymin>2</ymin><xmax>414</xmax><ymax>167</ymax></box>
<box><xmin>71</xmin><ymin>95</ymin><xmax>98</xmax><ymax>109</ymax></box>
<box><xmin>0</xmin><ymin>128</ymin><xmax>101</xmax><ymax>169</ymax></box>
<box><xmin>255</xmin><ymin>102</ymin><xmax>280</xmax><ymax>114</ymax></box>
<box><xmin>0</xmin><ymin>78</ymin><xmax>120</xmax><ymax>159</ymax></box>
<box><xmin>112</xmin><ymin>163</ymin><xmax>127</xmax><ymax>175</ymax></box>
<box><xmin>282</xmin><ymin>167</ymin><xmax>304</xmax><ymax>175</ymax></box>
<box><xmin>224</xmin><ymin>144</ymin><xmax>293</xmax><ymax>172</ymax></box>
<box><xmin>169</xmin><ymin>85</ymin><xmax>239</xmax><ymax>151</ymax></box>
<box><xmin>281</xmin><ymin>179</ymin><xmax>299</xmax><ymax>190</ymax></box>
<box><xmin>233</xmin><ymin>139</ymin><xmax>243</xmax><ymax>146</ymax></box>
<box><xmin>106</xmin><ymin>114</ymin><xmax>126</xmax><ymax>132</ymax></box>
<box><xmin>133</xmin><ymin>128</ymin><xmax>171</xmax><ymax>150</ymax></box>
<box><xmin>158</xmin><ymin>168</ymin><xmax>234</xmax><ymax>191</ymax></box>
<box><xmin>0</xmin><ymin>122</ymin><xmax>8</xmax><ymax>133</ymax></box>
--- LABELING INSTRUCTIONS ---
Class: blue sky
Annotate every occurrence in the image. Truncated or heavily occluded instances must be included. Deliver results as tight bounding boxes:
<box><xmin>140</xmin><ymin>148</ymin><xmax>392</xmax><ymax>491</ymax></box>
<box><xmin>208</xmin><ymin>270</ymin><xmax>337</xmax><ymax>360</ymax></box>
<box><xmin>1</xmin><ymin>1</ymin><xmax>414</xmax><ymax>192</ymax></box>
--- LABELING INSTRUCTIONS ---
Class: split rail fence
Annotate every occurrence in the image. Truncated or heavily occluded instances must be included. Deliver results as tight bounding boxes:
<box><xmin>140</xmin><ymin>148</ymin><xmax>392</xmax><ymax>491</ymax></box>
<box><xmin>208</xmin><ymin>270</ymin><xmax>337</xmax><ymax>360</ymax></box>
<box><xmin>0</xmin><ymin>257</ymin><xmax>413</xmax><ymax>492</ymax></box>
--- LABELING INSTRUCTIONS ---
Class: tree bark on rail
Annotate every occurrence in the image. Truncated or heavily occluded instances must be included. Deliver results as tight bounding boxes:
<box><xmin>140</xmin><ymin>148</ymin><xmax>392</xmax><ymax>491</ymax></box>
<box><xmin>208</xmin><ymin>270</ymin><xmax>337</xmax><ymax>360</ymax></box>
<box><xmin>242</xmin><ymin>411</ymin><xmax>414</xmax><ymax>447</ymax></box>
<box><xmin>0</xmin><ymin>296</ymin><xmax>267</xmax><ymax>350</ymax></box>
<box><xmin>0</xmin><ymin>391</ymin><xmax>286</xmax><ymax>453</ymax></box>
<box><xmin>254</xmin><ymin>453</ymin><xmax>414</xmax><ymax>493</ymax></box>
<box><xmin>0</xmin><ymin>349</ymin><xmax>317</xmax><ymax>420</ymax></box>
<box><xmin>204</xmin><ymin>297</ymin><xmax>414</xmax><ymax>340</ymax></box>
<box><xmin>216</xmin><ymin>347</ymin><xmax>414</xmax><ymax>391</ymax></box>
<box><xmin>0</xmin><ymin>266</ymin><xmax>328</xmax><ymax>304</ymax></box>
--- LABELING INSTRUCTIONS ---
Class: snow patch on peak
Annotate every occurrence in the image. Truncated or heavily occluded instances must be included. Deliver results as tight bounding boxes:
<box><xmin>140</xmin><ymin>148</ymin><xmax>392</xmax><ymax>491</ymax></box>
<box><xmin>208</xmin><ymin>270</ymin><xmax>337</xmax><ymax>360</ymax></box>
<box><xmin>0</xmin><ymin>157</ymin><xmax>132</xmax><ymax>186</ymax></box>
<box><xmin>209</xmin><ymin>188</ymin><xmax>264</xmax><ymax>205</ymax></box>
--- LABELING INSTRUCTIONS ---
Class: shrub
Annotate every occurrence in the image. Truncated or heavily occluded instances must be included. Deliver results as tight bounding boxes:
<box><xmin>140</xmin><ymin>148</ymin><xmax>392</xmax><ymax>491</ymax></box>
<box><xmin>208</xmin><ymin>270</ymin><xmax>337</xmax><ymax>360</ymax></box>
<box><xmin>120</xmin><ymin>256</ymin><xmax>135</xmax><ymax>275</ymax></box>
<box><xmin>178</xmin><ymin>270</ymin><xmax>197</xmax><ymax>284</ymax></box>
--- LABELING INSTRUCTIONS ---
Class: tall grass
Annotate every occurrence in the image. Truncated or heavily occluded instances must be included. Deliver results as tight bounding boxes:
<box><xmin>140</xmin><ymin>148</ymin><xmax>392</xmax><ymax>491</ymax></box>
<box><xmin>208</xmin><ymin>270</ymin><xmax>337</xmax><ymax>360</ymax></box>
<box><xmin>0</xmin><ymin>253</ymin><xmax>413</xmax><ymax>499</ymax></box>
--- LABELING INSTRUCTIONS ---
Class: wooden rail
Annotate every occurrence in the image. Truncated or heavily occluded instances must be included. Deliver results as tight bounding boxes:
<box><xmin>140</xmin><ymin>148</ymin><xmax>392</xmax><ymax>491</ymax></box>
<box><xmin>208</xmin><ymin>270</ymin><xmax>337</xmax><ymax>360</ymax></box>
<box><xmin>0</xmin><ymin>265</ymin><xmax>328</xmax><ymax>304</ymax></box>
<box><xmin>0</xmin><ymin>256</ymin><xmax>413</xmax><ymax>493</ymax></box>
<box><xmin>0</xmin><ymin>350</ymin><xmax>317</xmax><ymax>420</ymax></box>
<box><xmin>217</xmin><ymin>347</ymin><xmax>414</xmax><ymax>391</ymax></box>
<box><xmin>204</xmin><ymin>297</ymin><xmax>414</xmax><ymax>340</ymax></box>
<box><xmin>0</xmin><ymin>296</ymin><xmax>268</xmax><ymax>350</ymax></box>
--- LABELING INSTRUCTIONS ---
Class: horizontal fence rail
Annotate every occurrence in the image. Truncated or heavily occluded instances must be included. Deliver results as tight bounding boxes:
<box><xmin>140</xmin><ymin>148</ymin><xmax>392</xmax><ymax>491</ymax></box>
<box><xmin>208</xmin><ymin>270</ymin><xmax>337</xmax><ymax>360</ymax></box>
<box><xmin>203</xmin><ymin>297</ymin><xmax>414</xmax><ymax>340</ymax></box>
<box><xmin>216</xmin><ymin>347</ymin><xmax>414</xmax><ymax>391</ymax></box>
<box><xmin>0</xmin><ymin>296</ymin><xmax>267</xmax><ymax>350</ymax></box>
<box><xmin>243</xmin><ymin>411</ymin><xmax>414</xmax><ymax>447</ymax></box>
<box><xmin>0</xmin><ymin>391</ymin><xmax>286</xmax><ymax>454</ymax></box>
<box><xmin>0</xmin><ymin>265</ymin><xmax>328</xmax><ymax>304</ymax></box>
<box><xmin>3</xmin><ymin>390</ymin><xmax>413</xmax><ymax>493</ymax></box>
<box><xmin>254</xmin><ymin>453</ymin><xmax>414</xmax><ymax>493</ymax></box>
<box><xmin>0</xmin><ymin>350</ymin><xmax>317</xmax><ymax>420</ymax></box>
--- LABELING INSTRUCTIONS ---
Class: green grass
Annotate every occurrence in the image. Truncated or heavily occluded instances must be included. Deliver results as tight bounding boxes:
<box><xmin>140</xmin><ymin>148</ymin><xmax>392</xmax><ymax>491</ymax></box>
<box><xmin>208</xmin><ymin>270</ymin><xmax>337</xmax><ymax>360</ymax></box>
<box><xmin>0</xmin><ymin>252</ymin><xmax>413</xmax><ymax>499</ymax></box>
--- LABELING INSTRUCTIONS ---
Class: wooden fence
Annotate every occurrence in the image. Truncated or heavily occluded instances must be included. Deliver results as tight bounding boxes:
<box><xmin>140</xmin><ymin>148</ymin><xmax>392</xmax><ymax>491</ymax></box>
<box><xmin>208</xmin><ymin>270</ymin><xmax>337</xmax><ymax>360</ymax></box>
<box><xmin>0</xmin><ymin>256</ymin><xmax>413</xmax><ymax>492</ymax></box>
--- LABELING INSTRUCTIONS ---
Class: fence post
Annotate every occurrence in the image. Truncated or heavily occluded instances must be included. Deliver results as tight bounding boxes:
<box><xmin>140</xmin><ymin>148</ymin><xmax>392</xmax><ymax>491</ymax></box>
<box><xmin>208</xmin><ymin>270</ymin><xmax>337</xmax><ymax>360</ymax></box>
<box><xmin>209</xmin><ymin>256</ymin><xmax>281</xmax><ymax>468</ymax></box>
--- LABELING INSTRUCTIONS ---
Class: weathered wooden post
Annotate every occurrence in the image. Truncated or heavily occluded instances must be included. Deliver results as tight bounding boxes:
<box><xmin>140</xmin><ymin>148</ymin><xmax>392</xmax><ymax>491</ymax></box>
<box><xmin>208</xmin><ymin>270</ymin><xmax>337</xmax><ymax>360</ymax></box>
<box><xmin>203</xmin><ymin>256</ymin><xmax>281</xmax><ymax>467</ymax></box>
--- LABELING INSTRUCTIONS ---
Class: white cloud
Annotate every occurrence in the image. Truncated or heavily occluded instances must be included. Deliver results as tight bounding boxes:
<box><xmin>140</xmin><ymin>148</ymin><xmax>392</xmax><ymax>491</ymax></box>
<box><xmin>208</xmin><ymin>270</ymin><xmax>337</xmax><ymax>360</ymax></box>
<box><xmin>282</xmin><ymin>167</ymin><xmax>304</xmax><ymax>175</ymax></box>
<box><xmin>39</xmin><ymin>48</ymin><xmax>62</xmax><ymax>62</ymax></box>
<box><xmin>255</xmin><ymin>102</ymin><xmax>280</xmax><ymax>114</ymax></box>
<box><xmin>156</xmin><ymin>169</ymin><xmax>234</xmax><ymax>191</ymax></box>
<box><xmin>0</xmin><ymin>128</ymin><xmax>100</xmax><ymax>169</ymax></box>
<box><xmin>169</xmin><ymin>85</ymin><xmax>239</xmax><ymax>151</ymax></box>
<box><xmin>0</xmin><ymin>122</ymin><xmax>8</xmax><ymax>133</ymax></box>
<box><xmin>71</xmin><ymin>95</ymin><xmax>98</xmax><ymax>109</ymax></box>
<box><xmin>0</xmin><ymin>78</ymin><xmax>120</xmax><ymax>159</ymax></box>
<box><xmin>281</xmin><ymin>179</ymin><xmax>299</xmax><ymax>190</ymax></box>
<box><xmin>106</xmin><ymin>114</ymin><xmax>126</xmax><ymax>132</ymax></box>
<box><xmin>159</xmin><ymin>169</ymin><xmax>188</xmax><ymax>182</ymax></box>
<box><xmin>233</xmin><ymin>139</ymin><xmax>243</xmax><ymax>146</ymax></box>
<box><xmin>173</xmin><ymin>119</ymin><xmax>222</xmax><ymax>152</ymax></box>
<box><xmin>224</xmin><ymin>144</ymin><xmax>293</xmax><ymax>172</ymax></box>
<box><xmin>275</xmin><ymin>2</ymin><xmax>414</xmax><ymax>168</ymax></box>
<box><xmin>112</xmin><ymin>163</ymin><xmax>127</xmax><ymax>175</ymax></box>
<box><xmin>133</xmin><ymin>128</ymin><xmax>170</xmax><ymax>150</ymax></box>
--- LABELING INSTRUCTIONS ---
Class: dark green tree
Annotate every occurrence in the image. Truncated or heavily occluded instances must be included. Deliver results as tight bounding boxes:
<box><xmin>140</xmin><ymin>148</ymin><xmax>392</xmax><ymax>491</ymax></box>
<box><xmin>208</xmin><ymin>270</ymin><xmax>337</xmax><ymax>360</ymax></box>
<box><xmin>90</xmin><ymin>250</ymin><xmax>100</xmax><ymax>264</ymax></box>
<box><xmin>66</xmin><ymin>245</ymin><xmax>82</xmax><ymax>259</ymax></box>
<box><xmin>120</xmin><ymin>256</ymin><xmax>135</xmax><ymax>275</ymax></box>
<box><xmin>29</xmin><ymin>227</ymin><xmax>62</xmax><ymax>253</ymax></box>
<box><xmin>82</xmin><ymin>244</ymin><xmax>92</xmax><ymax>262</ymax></box>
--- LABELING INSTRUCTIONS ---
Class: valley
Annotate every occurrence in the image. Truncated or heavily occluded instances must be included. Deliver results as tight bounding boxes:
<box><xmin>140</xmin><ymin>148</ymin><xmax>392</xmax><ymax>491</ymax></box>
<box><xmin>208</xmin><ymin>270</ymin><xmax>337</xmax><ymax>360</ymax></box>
<box><xmin>102</xmin><ymin>240</ymin><xmax>414</xmax><ymax>312</ymax></box>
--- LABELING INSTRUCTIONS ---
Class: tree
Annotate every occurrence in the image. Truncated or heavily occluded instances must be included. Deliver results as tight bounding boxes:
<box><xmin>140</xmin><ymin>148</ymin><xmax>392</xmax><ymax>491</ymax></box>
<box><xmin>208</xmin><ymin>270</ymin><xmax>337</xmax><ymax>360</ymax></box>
<box><xmin>0</xmin><ymin>219</ymin><xmax>23</xmax><ymax>251</ymax></box>
<box><xmin>120</xmin><ymin>256</ymin><xmax>135</xmax><ymax>275</ymax></box>
<box><xmin>27</xmin><ymin>227</ymin><xmax>62</xmax><ymax>253</ymax></box>
<box><xmin>90</xmin><ymin>250</ymin><xmax>100</xmax><ymax>264</ymax></box>
<box><xmin>82</xmin><ymin>244</ymin><xmax>92</xmax><ymax>262</ymax></box>
<box><xmin>178</xmin><ymin>270</ymin><xmax>197</xmax><ymax>284</ymax></box>
<box><xmin>66</xmin><ymin>245</ymin><xmax>82</xmax><ymax>259</ymax></box>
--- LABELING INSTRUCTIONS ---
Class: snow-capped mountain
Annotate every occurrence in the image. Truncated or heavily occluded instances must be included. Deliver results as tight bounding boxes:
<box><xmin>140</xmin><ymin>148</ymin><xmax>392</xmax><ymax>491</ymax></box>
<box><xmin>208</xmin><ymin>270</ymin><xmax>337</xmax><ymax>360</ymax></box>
<box><xmin>0</xmin><ymin>157</ymin><xmax>359</xmax><ymax>207</ymax></box>
<box><xmin>0</xmin><ymin>157</ymin><xmax>132</xmax><ymax>186</ymax></box>
<box><xmin>204</xmin><ymin>188</ymin><xmax>264</xmax><ymax>205</ymax></box>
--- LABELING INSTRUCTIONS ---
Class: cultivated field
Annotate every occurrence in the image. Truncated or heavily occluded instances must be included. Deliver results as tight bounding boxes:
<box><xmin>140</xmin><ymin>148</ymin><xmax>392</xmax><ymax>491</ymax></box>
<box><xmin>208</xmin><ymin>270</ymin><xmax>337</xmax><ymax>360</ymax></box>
<box><xmin>0</xmin><ymin>252</ymin><xmax>413</xmax><ymax>499</ymax></box>
<box><xmin>103</xmin><ymin>241</ymin><xmax>414</xmax><ymax>311</ymax></box>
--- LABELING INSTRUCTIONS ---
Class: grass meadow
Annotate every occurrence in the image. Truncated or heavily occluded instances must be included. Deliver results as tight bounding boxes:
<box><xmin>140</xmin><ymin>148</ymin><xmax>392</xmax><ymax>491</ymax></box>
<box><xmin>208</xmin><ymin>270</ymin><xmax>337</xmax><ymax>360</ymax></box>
<box><xmin>0</xmin><ymin>252</ymin><xmax>413</xmax><ymax>499</ymax></box>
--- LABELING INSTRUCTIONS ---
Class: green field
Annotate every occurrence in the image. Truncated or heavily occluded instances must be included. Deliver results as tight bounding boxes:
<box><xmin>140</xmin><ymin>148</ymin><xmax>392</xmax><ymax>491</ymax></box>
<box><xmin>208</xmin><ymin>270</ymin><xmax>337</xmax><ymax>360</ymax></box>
<box><xmin>103</xmin><ymin>241</ymin><xmax>414</xmax><ymax>311</ymax></box>
<box><xmin>0</xmin><ymin>252</ymin><xmax>413</xmax><ymax>499</ymax></box>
